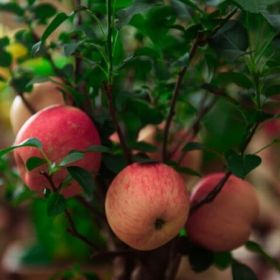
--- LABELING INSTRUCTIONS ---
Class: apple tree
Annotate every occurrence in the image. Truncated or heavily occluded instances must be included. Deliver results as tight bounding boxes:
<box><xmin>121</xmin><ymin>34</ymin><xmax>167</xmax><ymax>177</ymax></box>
<box><xmin>1</xmin><ymin>0</ymin><xmax>280</xmax><ymax>279</ymax></box>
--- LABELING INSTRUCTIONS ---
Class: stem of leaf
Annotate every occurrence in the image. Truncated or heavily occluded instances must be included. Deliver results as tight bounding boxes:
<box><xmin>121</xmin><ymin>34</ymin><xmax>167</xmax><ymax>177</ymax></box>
<box><xmin>107</xmin><ymin>0</ymin><xmax>113</xmax><ymax>84</ymax></box>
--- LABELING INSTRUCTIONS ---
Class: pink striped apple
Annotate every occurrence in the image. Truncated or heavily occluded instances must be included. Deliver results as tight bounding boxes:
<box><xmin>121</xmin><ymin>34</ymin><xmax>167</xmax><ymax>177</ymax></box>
<box><xmin>13</xmin><ymin>105</ymin><xmax>101</xmax><ymax>197</ymax></box>
<box><xmin>105</xmin><ymin>162</ymin><xmax>190</xmax><ymax>250</ymax></box>
<box><xmin>186</xmin><ymin>173</ymin><xmax>259</xmax><ymax>251</ymax></box>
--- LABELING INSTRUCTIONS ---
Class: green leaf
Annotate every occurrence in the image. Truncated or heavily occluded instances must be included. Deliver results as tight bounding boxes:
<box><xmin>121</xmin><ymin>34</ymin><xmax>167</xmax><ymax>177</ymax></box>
<box><xmin>216</xmin><ymin>72</ymin><xmax>253</xmax><ymax>89</ymax></box>
<box><xmin>174</xmin><ymin>51</ymin><xmax>190</xmax><ymax>67</ymax></box>
<box><xmin>64</xmin><ymin>42</ymin><xmax>81</xmax><ymax>56</ymax></box>
<box><xmin>0</xmin><ymin>3</ymin><xmax>24</xmax><ymax>16</ymax></box>
<box><xmin>214</xmin><ymin>251</ymin><xmax>232</xmax><ymax>269</ymax></box>
<box><xmin>0</xmin><ymin>50</ymin><xmax>12</xmax><ymax>67</ymax></box>
<box><xmin>234</xmin><ymin>0</ymin><xmax>280</xmax><ymax>13</ymax></box>
<box><xmin>67</xmin><ymin>166</ymin><xmax>96</xmax><ymax>196</ymax></box>
<box><xmin>210</xmin><ymin>20</ymin><xmax>249</xmax><ymax>60</ymax></box>
<box><xmin>26</xmin><ymin>157</ymin><xmax>46</xmax><ymax>171</ymax></box>
<box><xmin>182</xmin><ymin>142</ymin><xmax>204</xmax><ymax>153</ymax></box>
<box><xmin>175</xmin><ymin>166</ymin><xmax>201</xmax><ymax>177</ymax></box>
<box><xmin>86</xmin><ymin>145</ymin><xmax>111</xmax><ymax>153</ymax></box>
<box><xmin>117</xmin><ymin>2</ymin><xmax>152</xmax><ymax>28</ymax></box>
<box><xmin>32</xmin><ymin>3</ymin><xmax>57</xmax><ymax>23</ymax></box>
<box><xmin>59</xmin><ymin>152</ymin><xmax>84</xmax><ymax>167</ymax></box>
<box><xmin>33</xmin><ymin>12</ymin><xmax>69</xmax><ymax>53</ymax></box>
<box><xmin>47</xmin><ymin>193</ymin><xmax>66</xmax><ymax>217</ymax></box>
<box><xmin>0</xmin><ymin>138</ymin><xmax>42</xmax><ymax>158</ymax></box>
<box><xmin>0</xmin><ymin>37</ymin><xmax>10</xmax><ymax>48</ymax></box>
<box><xmin>129</xmin><ymin>141</ymin><xmax>158</xmax><ymax>153</ymax></box>
<box><xmin>178</xmin><ymin>0</ymin><xmax>204</xmax><ymax>13</ymax></box>
<box><xmin>188</xmin><ymin>245</ymin><xmax>214</xmax><ymax>272</ymax></box>
<box><xmin>103</xmin><ymin>154</ymin><xmax>127</xmax><ymax>174</ymax></box>
<box><xmin>231</xmin><ymin>260</ymin><xmax>257</xmax><ymax>280</ymax></box>
<box><xmin>245</xmin><ymin>241</ymin><xmax>280</xmax><ymax>272</ymax></box>
<box><xmin>226</xmin><ymin>153</ymin><xmax>262</xmax><ymax>178</ymax></box>
<box><xmin>264</xmin><ymin>83</ymin><xmax>280</xmax><ymax>96</ymax></box>
<box><xmin>11</xmin><ymin>74</ymin><xmax>33</xmax><ymax>93</ymax></box>
<box><xmin>41</xmin><ymin>12</ymin><xmax>69</xmax><ymax>42</ymax></box>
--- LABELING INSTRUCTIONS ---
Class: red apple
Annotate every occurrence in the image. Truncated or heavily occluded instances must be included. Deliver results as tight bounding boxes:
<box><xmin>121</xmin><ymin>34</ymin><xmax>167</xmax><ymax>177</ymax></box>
<box><xmin>10</xmin><ymin>78</ymin><xmax>67</xmax><ymax>134</ymax></box>
<box><xmin>13</xmin><ymin>105</ymin><xmax>101</xmax><ymax>197</ymax></box>
<box><xmin>186</xmin><ymin>173</ymin><xmax>259</xmax><ymax>252</ymax></box>
<box><xmin>105</xmin><ymin>162</ymin><xmax>190</xmax><ymax>251</ymax></box>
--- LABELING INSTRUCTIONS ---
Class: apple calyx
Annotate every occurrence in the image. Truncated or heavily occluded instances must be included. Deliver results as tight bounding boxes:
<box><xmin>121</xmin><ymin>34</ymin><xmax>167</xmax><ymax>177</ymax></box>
<box><xmin>154</xmin><ymin>218</ymin><xmax>165</xmax><ymax>230</ymax></box>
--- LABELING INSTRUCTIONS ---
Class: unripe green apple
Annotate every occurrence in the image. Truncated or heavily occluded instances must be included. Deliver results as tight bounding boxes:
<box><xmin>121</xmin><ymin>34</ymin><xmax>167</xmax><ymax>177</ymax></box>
<box><xmin>10</xmin><ymin>78</ymin><xmax>66</xmax><ymax>134</ymax></box>
<box><xmin>13</xmin><ymin>105</ymin><xmax>101</xmax><ymax>197</ymax></box>
<box><xmin>186</xmin><ymin>173</ymin><xmax>259</xmax><ymax>252</ymax></box>
<box><xmin>105</xmin><ymin>162</ymin><xmax>190</xmax><ymax>251</ymax></box>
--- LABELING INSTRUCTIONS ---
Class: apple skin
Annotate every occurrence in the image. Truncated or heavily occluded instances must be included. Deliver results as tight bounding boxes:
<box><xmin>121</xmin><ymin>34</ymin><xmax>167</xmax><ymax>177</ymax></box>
<box><xmin>13</xmin><ymin>105</ymin><xmax>101</xmax><ymax>197</ymax></box>
<box><xmin>109</xmin><ymin>125</ymin><xmax>201</xmax><ymax>182</ymax></box>
<box><xmin>105</xmin><ymin>162</ymin><xmax>190</xmax><ymax>251</ymax></box>
<box><xmin>186</xmin><ymin>173</ymin><xmax>259</xmax><ymax>252</ymax></box>
<box><xmin>10</xmin><ymin>79</ymin><xmax>66</xmax><ymax>134</ymax></box>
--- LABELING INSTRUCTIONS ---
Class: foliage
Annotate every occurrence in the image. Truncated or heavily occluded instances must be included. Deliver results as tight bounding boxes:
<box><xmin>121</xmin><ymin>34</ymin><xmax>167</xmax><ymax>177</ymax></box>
<box><xmin>0</xmin><ymin>0</ymin><xmax>280</xmax><ymax>279</ymax></box>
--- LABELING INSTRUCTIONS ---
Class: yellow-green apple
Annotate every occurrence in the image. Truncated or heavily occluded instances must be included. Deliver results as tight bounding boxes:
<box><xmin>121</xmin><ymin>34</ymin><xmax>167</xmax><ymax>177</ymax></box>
<box><xmin>186</xmin><ymin>173</ymin><xmax>259</xmax><ymax>252</ymax></box>
<box><xmin>10</xmin><ymin>78</ymin><xmax>66</xmax><ymax>134</ymax></box>
<box><xmin>105</xmin><ymin>162</ymin><xmax>190</xmax><ymax>250</ymax></box>
<box><xmin>13</xmin><ymin>105</ymin><xmax>101</xmax><ymax>197</ymax></box>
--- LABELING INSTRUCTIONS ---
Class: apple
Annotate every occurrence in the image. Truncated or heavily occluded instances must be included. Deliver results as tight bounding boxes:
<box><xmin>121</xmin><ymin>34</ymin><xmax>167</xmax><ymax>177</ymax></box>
<box><xmin>186</xmin><ymin>173</ymin><xmax>259</xmax><ymax>252</ymax></box>
<box><xmin>13</xmin><ymin>105</ymin><xmax>101</xmax><ymax>197</ymax></box>
<box><xmin>10</xmin><ymin>78</ymin><xmax>67</xmax><ymax>134</ymax></box>
<box><xmin>138</xmin><ymin>125</ymin><xmax>201</xmax><ymax>183</ymax></box>
<box><xmin>105</xmin><ymin>162</ymin><xmax>190</xmax><ymax>251</ymax></box>
<box><xmin>109</xmin><ymin>124</ymin><xmax>201</xmax><ymax>183</ymax></box>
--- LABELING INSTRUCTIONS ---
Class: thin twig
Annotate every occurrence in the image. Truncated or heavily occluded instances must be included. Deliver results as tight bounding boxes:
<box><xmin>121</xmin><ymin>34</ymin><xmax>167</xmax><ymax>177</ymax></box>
<box><xmin>162</xmin><ymin>36</ymin><xmax>202</xmax><ymax>161</ymax></box>
<box><xmin>18</xmin><ymin>92</ymin><xmax>36</xmax><ymax>114</ymax></box>
<box><xmin>190</xmin><ymin>121</ymin><xmax>260</xmax><ymax>213</ymax></box>
<box><xmin>161</xmin><ymin>8</ymin><xmax>239</xmax><ymax>162</ymax></box>
<box><xmin>65</xmin><ymin>209</ymin><xmax>102</xmax><ymax>250</ymax></box>
<box><xmin>40</xmin><ymin>171</ymin><xmax>57</xmax><ymax>192</ymax></box>
<box><xmin>107</xmin><ymin>0</ymin><xmax>113</xmax><ymax>84</ymax></box>
<box><xmin>41</xmin><ymin>172</ymin><xmax>101</xmax><ymax>250</ymax></box>
<box><xmin>202</xmin><ymin>83</ymin><xmax>239</xmax><ymax>106</ymax></box>
<box><xmin>211</xmin><ymin>8</ymin><xmax>238</xmax><ymax>35</ymax></box>
<box><xmin>176</xmin><ymin>97</ymin><xmax>218</xmax><ymax>165</ymax></box>
<box><xmin>103</xmin><ymin>83</ymin><xmax>132</xmax><ymax>163</ymax></box>
<box><xmin>190</xmin><ymin>171</ymin><xmax>232</xmax><ymax>213</ymax></box>
<box><xmin>74</xmin><ymin>0</ymin><xmax>83</xmax><ymax>90</ymax></box>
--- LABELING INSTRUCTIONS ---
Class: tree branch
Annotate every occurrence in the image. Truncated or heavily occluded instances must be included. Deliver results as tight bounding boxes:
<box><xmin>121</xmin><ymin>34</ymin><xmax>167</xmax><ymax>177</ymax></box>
<box><xmin>103</xmin><ymin>83</ymin><xmax>132</xmax><ymax>164</ymax></box>
<box><xmin>190</xmin><ymin>121</ymin><xmax>260</xmax><ymax>213</ymax></box>
<box><xmin>162</xmin><ymin>36</ymin><xmax>202</xmax><ymax>161</ymax></box>
<box><xmin>40</xmin><ymin>171</ymin><xmax>102</xmax><ymax>251</ymax></box>
<box><xmin>18</xmin><ymin>92</ymin><xmax>36</xmax><ymax>115</ymax></box>
<box><xmin>65</xmin><ymin>208</ymin><xmax>102</xmax><ymax>251</ymax></box>
<box><xmin>190</xmin><ymin>171</ymin><xmax>232</xmax><ymax>213</ymax></box>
